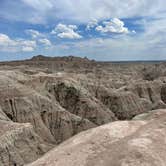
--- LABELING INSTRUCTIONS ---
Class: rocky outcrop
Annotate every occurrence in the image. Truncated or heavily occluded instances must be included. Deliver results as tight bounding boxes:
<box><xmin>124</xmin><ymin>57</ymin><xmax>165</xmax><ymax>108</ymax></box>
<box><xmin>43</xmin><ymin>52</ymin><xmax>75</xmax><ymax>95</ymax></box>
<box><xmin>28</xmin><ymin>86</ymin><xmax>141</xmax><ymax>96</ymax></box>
<box><xmin>0</xmin><ymin>120</ymin><xmax>52</xmax><ymax>166</ymax></box>
<box><xmin>28</xmin><ymin>109</ymin><xmax>166</xmax><ymax>166</ymax></box>
<box><xmin>133</xmin><ymin>109</ymin><xmax>166</xmax><ymax>120</ymax></box>
<box><xmin>0</xmin><ymin>55</ymin><xmax>97</xmax><ymax>72</ymax></box>
<box><xmin>46</xmin><ymin>81</ymin><xmax>116</xmax><ymax>125</ymax></box>
<box><xmin>1</xmin><ymin>92</ymin><xmax>95</xmax><ymax>144</ymax></box>
<box><xmin>0</xmin><ymin>71</ymin><xmax>96</xmax><ymax>145</ymax></box>
<box><xmin>93</xmin><ymin>86</ymin><xmax>146</xmax><ymax>120</ymax></box>
<box><xmin>0</xmin><ymin>107</ymin><xmax>10</xmax><ymax>121</ymax></box>
<box><xmin>128</xmin><ymin>80</ymin><xmax>162</xmax><ymax>103</ymax></box>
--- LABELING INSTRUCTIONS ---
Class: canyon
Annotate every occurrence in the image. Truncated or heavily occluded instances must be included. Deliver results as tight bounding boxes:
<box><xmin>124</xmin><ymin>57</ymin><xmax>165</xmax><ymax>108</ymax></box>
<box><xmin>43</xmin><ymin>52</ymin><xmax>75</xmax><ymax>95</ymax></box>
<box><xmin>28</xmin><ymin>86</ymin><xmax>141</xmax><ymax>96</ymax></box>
<box><xmin>0</xmin><ymin>55</ymin><xmax>166</xmax><ymax>166</ymax></box>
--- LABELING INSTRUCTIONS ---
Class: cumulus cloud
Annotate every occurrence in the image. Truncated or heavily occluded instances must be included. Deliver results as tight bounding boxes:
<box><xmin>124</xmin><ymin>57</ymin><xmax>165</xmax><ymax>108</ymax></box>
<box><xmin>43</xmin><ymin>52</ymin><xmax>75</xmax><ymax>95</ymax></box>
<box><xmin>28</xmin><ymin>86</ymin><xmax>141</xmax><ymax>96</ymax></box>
<box><xmin>20</xmin><ymin>40</ymin><xmax>36</xmax><ymax>52</ymax></box>
<box><xmin>0</xmin><ymin>0</ymin><xmax>166</xmax><ymax>61</ymax></box>
<box><xmin>22</xmin><ymin>46</ymin><xmax>34</xmax><ymax>52</ymax></box>
<box><xmin>46</xmin><ymin>16</ymin><xmax>166</xmax><ymax>60</ymax></box>
<box><xmin>0</xmin><ymin>0</ymin><xmax>165</xmax><ymax>24</ymax></box>
<box><xmin>22</xmin><ymin>0</ymin><xmax>53</xmax><ymax>11</ymax></box>
<box><xmin>86</xmin><ymin>19</ymin><xmax>98</xmax><ymax>30</ymax></box>
<box><xmin>96</xmin><ymin>18</ymin><xmax>129</xmax><ymax>34</ymax></box>
<box><xmin>0</xmin><ymin>34</ymin><xmax>16</xmax><ymax>46</ymax></box>
<box><xmin>38</xmin><ymin>38</ymin><xmax>52</xmax><ymax>46</ymax></box>
<box><xmin>25</xmin><ymin>29</ymin><xmax>44</xmax><ymax>38</ymax></box>
<box><xmin>25</xmin><ymin>29</ymin><xmax>52</xmax><ymax>48</ymax></box>
<box><xmin>0</xmin><ymin>33</ymin><xmax>36</xmax><ymax>52</ymax></box>
<box><xmin>51</xmin><ymin>23</ymin><xmax>82</xmax><ymax>39</ymax></box>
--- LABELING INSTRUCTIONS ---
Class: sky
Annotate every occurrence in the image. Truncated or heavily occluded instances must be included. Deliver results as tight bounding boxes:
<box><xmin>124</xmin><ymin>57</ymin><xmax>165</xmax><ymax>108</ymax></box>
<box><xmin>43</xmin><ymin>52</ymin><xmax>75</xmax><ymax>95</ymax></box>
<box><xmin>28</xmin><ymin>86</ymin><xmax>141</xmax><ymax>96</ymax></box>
<box><xmin>0</xmin><ymin>0</ymin><xmax>166</xmax><ymax>61</ymax></box>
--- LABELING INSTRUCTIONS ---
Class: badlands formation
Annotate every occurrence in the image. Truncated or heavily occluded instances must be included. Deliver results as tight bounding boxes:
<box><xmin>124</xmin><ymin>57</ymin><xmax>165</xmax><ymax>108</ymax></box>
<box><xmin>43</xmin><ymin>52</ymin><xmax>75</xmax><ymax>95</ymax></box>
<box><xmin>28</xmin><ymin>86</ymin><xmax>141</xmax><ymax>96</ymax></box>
<box><xmin>0</xmin><ymin>55</ymin><xmax>166</xmax><ymax>166</ymax></box>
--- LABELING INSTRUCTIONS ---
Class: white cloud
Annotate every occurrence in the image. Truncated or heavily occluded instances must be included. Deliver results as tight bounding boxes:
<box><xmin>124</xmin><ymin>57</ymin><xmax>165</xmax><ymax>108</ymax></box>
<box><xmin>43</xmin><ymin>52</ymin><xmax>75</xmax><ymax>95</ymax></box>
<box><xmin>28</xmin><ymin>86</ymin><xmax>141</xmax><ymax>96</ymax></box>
<box><xmin>22</xmin><ymin>0</ymin><xmax>53</xmax><ymax>11</ymax></box>
<box><xmin>20</xmin><ymin>40</ymin><xmax>36</xmax><ymax>52</ymax></box>
<box><xmin>38</xmin><ymin>38</ymin><xmax>52</xmax><ymax>46</ymax></box>
<box><xmin>132</xmin><ymin>30</ymin><xmax>136</xmax><ymax>34</ymax></box>
<box><xmin>96</xmin><ymin>18</ymin><xmax>129</xmax><ymax>34</ymax></box>
<box><xmin>51</xmin><ymin>23</ymin><xmax>82</xmax><ymax>39</ymax></box>
<box><xmin>0</xmin><ymin>0</ymin><xmax>166</xmax><ymax>60</ymax></box>
<box><xmin>86</xmin><ymin>19</ymin><xmax>98</xmax><ymax>30</ymax></box>
<box><xmin>48</xmin><ymin>0</ymin><xmax>165</xmax><ymax>23</ymax></box>
<box><xmin>25</xmin><ymin>29</ymin><xmax>44</xmax><ymax>38</ymax></box>
<box><xmin>48</xmin><ymin>16</ymin><xmax>166</xmax><ymax>60</ymax></box>
<box><xmin>1</xmin><ymin>0</ymin><xmax>164</xmax><ymax>24</ymax></box>
<box><xmin>22</xmin><ymin>46</ymin><xmax>34</xmax><ymax>52</ymax></box>
<box><xmin>56</xmin><ymin>36</ymin><xmax>161</xmax><ymax>60</ymax></box>
<box><xmin>0</xmin><ymin>34</ymin><xmax>16</xmax><ymax>46</ymax></box>
<box><xmin>25</xmin><ymin>29</ymin><xmax>51</xmax><ymax>48</ymax></box>
<box><xmin>0</xmin><ymin>33</ymin><xmax>36</xmax><ymax>52</ymax></box>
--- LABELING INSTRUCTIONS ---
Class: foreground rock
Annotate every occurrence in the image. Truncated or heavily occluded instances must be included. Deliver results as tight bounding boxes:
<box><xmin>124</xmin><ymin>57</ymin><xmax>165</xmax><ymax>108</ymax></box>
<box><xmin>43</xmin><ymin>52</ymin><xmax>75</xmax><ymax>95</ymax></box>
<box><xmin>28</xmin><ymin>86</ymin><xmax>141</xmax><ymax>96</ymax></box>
<box><xmin>0</xmin><ymin>120</ymin><xmax>52</xmax><ymax>166</ymax></box>
<box><xmin>28</xmin><ymin>109</ymin><xmax>166</xmax><ymax>166</ymax></box>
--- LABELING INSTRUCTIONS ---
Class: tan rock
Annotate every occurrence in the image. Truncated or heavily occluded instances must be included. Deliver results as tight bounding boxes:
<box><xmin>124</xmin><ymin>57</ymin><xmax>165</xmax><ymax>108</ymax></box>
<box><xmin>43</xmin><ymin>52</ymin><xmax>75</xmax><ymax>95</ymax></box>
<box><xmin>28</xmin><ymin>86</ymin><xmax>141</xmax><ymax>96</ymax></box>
<box><xmin>0</xmin><ymin>120</ymin><xmax>52</xmax><ymax>166</ymax></box>
<box><xmin>28</xmin><ymin>109</ymin><xmax>166</xmax><ymax>166</ymax></box>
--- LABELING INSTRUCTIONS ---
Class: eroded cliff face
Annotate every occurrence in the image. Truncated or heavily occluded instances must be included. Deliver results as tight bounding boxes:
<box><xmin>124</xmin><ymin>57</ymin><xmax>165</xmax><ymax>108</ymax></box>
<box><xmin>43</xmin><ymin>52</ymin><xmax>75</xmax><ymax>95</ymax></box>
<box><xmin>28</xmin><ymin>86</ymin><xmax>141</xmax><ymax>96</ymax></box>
<box><xmin>0</xmin><ymin>72</ymin><xmax>96</xmax><ymax>145</ymax></box>
<box><xmin>0</xmin><ymin>58</ymin><xmax>166</xmax><ymax>165</ymax></box>
<box><xmin>0</xmin><ymin>70</ymin><xmax>98</xmax><ymax>165</ymax></box>
<box><xmin>0</xmin><ymin>119</ymin><xmax>52</xmax><ymax>166</ymax></box>
<box><xmin>28</xmin><ymin>109</ymin><xmax>166</xmax><ymax>166</ymax></box>
<box><xmin>46</xmin><ymin>81</ymin><xmax>116</xmax><ymax>125</ymax></box>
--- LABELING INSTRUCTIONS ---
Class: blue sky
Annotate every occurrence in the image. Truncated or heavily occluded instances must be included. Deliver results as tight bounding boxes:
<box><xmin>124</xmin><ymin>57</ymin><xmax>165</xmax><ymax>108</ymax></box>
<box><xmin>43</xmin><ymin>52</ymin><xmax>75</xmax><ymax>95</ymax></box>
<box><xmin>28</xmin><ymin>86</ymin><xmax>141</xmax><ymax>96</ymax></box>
<box><xmin>0</xmin><ymin>0</ymin><xmax>166</xmax><ymax>61</ymax></box>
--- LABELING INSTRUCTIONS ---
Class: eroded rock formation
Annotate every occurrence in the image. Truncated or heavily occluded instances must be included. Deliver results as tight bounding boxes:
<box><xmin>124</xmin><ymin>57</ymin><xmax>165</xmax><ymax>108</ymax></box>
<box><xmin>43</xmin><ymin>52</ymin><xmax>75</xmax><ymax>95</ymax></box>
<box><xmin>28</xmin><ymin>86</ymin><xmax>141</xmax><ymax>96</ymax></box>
<box><xmin>0</xmin><ymin>120</ymin><xmax>52</xmax><ymax>166</ymax></box>
<box><xmin>0</xmin><ymin>56</ymin><xmax>166</xmax><ymax>165</ymax></box>
<box><xmin>28</xmin><ymin>109</ymin><xmax>166</xmax><ymax>166</ymax></box>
